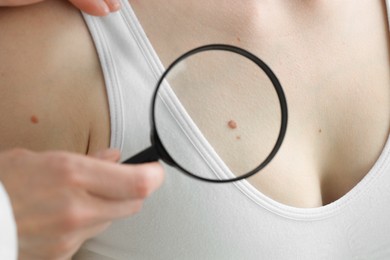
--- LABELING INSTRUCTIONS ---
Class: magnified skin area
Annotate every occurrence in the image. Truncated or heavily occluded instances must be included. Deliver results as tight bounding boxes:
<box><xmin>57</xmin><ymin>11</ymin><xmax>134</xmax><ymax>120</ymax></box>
<box><xmin>160</xmin><ymin>49</ymin><xmax>283</xmax><ymax>177</ymax></box>
<box><xmin>228</xmin><ymin>120</ymin><xmax>238</xmax><ymax>130</ymax></box>
<box><xmin>131</xmin><ymin>0</ymin><xmax>390</xmax><ymax>207</ymax></box>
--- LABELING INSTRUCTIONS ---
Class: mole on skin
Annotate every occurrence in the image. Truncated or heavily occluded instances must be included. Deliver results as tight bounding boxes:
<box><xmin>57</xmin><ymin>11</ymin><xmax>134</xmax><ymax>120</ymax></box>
<box><xmin>228</xmin><ymin>120</ymin><xmax>238</xmax><ymax>129</ymax></box>
<box><xmin>30</xmin><ymin>115</ymin><xmax>39</xmax><ymax>124</ymax></box>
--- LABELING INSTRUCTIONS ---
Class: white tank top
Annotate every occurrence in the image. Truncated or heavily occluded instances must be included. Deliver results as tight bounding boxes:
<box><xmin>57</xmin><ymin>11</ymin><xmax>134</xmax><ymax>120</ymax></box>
<box><xmin>76</xmin><ymin>2</ymin><xmax>390</xmax><ymax>259</ymax></box>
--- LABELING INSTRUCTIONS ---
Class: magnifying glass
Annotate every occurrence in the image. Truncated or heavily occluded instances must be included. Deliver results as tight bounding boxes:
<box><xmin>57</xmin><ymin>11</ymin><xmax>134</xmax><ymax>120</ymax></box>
<box><xmin>123</xmin><ymin>44</ymin><xmax>288</xmax><ymax>183</ymax></box>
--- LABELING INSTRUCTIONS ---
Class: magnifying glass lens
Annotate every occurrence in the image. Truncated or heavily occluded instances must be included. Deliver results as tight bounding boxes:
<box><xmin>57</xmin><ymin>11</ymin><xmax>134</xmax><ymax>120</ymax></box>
<box><xmin>153</xmin><ymin>47</ymin><xmax>285</xmax><ymax>182</ymax></box>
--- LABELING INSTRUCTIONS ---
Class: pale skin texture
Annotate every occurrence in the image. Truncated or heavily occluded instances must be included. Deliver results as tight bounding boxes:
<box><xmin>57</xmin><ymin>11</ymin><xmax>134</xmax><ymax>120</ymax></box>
<box><xmin>0</xmin><ymin>1</ymin><xmax>165</xmax><ymax>259</ymax></box>
<box><xmin>130</xmin><ymin>0</ymin><xmax>390</xmax><ymax>206</ymax></box>
<box><xmin>0</xmin><ymin>0</ymin><xmax>389</xmax><ymax>259</ymax></box>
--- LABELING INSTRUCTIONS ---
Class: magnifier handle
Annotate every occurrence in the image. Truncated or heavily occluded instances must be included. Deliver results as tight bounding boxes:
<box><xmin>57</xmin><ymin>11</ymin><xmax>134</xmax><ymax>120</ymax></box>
<box><xmin>122</xmin><ymin>146</ymin><xmax>159</xmax><ymax>164</ymax></box>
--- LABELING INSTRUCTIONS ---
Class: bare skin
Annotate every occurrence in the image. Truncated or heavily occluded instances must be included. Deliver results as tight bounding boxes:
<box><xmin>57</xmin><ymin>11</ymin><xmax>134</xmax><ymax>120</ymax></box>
<box><xmin>1</xmin><ymin>0</ymin><xmax>389</xmax><ymax>206</ymax></box>
<box><xmin>0</xmin><ymin>1</ymin><xmax>165</xmax><ymax>259</ymax></box>
<box><xmin>130</xmin><ymin>0</ymin><xmax>390</xmax><ymax>206</ymax></box>
<box><xmin>0</xmin><ymin>0</ymin><xmax>110</xmax><ymax>154</ymax></box>
<box><xmin>0</xmin><ymin>0</ymin><xmax>389</xmax><ymax>258</ymax></box>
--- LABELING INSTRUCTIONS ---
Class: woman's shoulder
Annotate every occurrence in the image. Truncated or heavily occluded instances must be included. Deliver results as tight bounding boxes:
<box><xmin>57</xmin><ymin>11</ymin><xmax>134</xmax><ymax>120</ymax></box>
<box><xmin>0</xmin><ymin>0</ymin><xmax>110</xmax><ymax>154</ymax></box>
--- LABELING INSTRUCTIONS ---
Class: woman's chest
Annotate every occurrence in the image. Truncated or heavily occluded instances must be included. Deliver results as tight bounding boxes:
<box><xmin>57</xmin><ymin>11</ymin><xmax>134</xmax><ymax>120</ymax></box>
<box><xmin>128</xmin><ymin>0</ymin><xmax>390</xmax><ymax>207</ymax></box>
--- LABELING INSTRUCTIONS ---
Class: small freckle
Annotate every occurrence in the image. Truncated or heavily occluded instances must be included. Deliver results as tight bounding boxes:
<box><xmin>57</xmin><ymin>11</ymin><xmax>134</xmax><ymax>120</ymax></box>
<box><xmin>318</xmin><ymin>129</ymin><xmax>322</xmax><ymax>133</ymax></box>
<box><xmin>31</xmin><ymin>115</ymin><xmax>39</xmax><ymax>124</ymax></box>
<box><xmin>228</xmin><ymin>120</ymin><xmax>237</xmax><ymax>129</ymax></box>
<box><xmin>236</xmin><ymin>36</ymin><xmax>241</xmax><ymax>42</ymax></box>
<box><xmin>236</xmin><ymin>135</ymin><xmax>241</xmax><ymax>140</ymax></box>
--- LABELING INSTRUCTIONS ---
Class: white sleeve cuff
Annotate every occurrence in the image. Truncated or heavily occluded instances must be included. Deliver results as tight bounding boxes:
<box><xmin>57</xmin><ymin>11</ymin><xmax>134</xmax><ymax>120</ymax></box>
<box><xmin>0</xmin><ymin>182</ymin><xmax>17</xmax><ymax>260</ymax></box>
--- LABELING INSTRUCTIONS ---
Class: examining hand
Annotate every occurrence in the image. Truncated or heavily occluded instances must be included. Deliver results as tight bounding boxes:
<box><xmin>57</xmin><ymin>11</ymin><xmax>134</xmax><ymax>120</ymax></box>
<box><xmin>0</xmin><ymin>0</ymin><xmax>121</xmax><ymax>16</ymax></box>
<box><xmin>0</xmin><ymin>148</ymin><xmax>164</xmax><ymax>260</ymax></box>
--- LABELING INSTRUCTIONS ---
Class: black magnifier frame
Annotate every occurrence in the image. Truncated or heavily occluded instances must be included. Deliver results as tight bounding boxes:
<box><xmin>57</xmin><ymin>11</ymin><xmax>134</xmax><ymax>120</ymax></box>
<box><xmin>123</xmin><ymin>44</ymin><xmax>288</xmax><ymax>183</ymax></box>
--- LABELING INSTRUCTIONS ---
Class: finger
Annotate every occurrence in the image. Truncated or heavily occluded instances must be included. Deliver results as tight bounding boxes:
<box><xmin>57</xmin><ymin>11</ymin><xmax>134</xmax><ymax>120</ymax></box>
<box><xmin>61</xmin><ymin>194</ymin><xmax>144</xmax><ymax>229</ymax></box>
<box><xmin>17</xmin><ymin>190</ymin><xmax>141</xmax><ymax>236</ymax></box>
<box><xmin>88</xmin><ymin>162</ymin><xmax>164</xmax><ymax>200</ymax></box>
<box><xmin>90</xmin><ymin>148</ymin><xmax>120</xmax><ymax>162</ymax></box>
<box><xmin>52</xmin><ymin>195</ymin><xmax>143</xmax><ymax>233</ymax></box>
<box><xmin>90</xmin><ymin>197</ymin><xmax>144</xmax><ymax>221</ymax></box>
<box><xmin>68</xmin><ymin>0</ymin><xmax>110</xmax><ymax>16</ymax></box>
<box><xmin>103</xmin><ymin>0</ymin><xmax>120</xmax><ymax>12</ymax></box>
<box><xmin>71</xmin><ymin>155</ymin><xmax>165</xmax><ymax>199</ymax></box>
<box><xmin>79</xmin><ymin>221</ymin><xmax>111</xmax><ymax>240</ymax></box>
<box><xmin>42</xmin><ymin>151</ymin><xmax>164</xmax><ymax>200</ymax></box>
<box><xmin>55</xmin><ymin>222</ymin><xmax>112</xmax><ymax>260</ymax></box>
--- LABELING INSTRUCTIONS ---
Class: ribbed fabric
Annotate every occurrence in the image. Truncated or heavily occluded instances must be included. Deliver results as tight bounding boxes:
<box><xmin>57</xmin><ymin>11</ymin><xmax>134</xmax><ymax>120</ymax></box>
<box><xmin>75</xmin><ymin>1</ymin><xmax>390</xmax><ymax>259</ymax></box>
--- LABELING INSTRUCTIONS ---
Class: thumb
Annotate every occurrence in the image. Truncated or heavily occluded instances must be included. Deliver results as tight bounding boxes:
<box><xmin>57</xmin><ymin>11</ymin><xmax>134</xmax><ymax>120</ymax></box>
<box><xmin>91</xmin><ymin>149</ymin><xmax>121</xmax><ymax>162</ymax></box>
<box><xmin>68</xmin><ymin>0</ymin><xmax>120</xmax><ymax>16</ymax></box>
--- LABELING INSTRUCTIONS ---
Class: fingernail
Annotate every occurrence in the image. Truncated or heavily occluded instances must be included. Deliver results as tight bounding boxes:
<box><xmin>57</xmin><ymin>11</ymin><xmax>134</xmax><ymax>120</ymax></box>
<box><xmin>106</xmin><ymin>0</ymin><xmax>121</xmax><ymax>11</ymax></box>
<box><xmin>98</xmin><ymin>0</ymin><xmax>110</xmax><ymax>15</ymax></box>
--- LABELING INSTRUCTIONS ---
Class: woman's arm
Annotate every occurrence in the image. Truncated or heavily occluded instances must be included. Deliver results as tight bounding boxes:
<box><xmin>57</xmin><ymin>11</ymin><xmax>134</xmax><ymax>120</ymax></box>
<box><xmin>0</xmin><ymin>1</ymin><xmax>165</xmax><ymax>259</ymax></box>
<box><xmin>0</xmin><ymin>0</ymin><xmax>110</xmax><ymax>154</ymax></box>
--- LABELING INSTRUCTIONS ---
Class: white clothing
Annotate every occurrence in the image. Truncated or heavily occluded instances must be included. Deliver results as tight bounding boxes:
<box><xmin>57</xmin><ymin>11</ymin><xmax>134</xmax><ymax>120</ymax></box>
<box><xmin>0</xmin><ymin>183</ymin><xmax>17</xmax><ymax>259</ymax></box>
<box><xmin>75</xmin><ymin>1</ymin><xmax>390</xmax><ymax>259</ymax></box>
<box><xmin>1</xmin><ymin>1</ymin><xmax>390</xmax><ymax>260</ymax></box>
